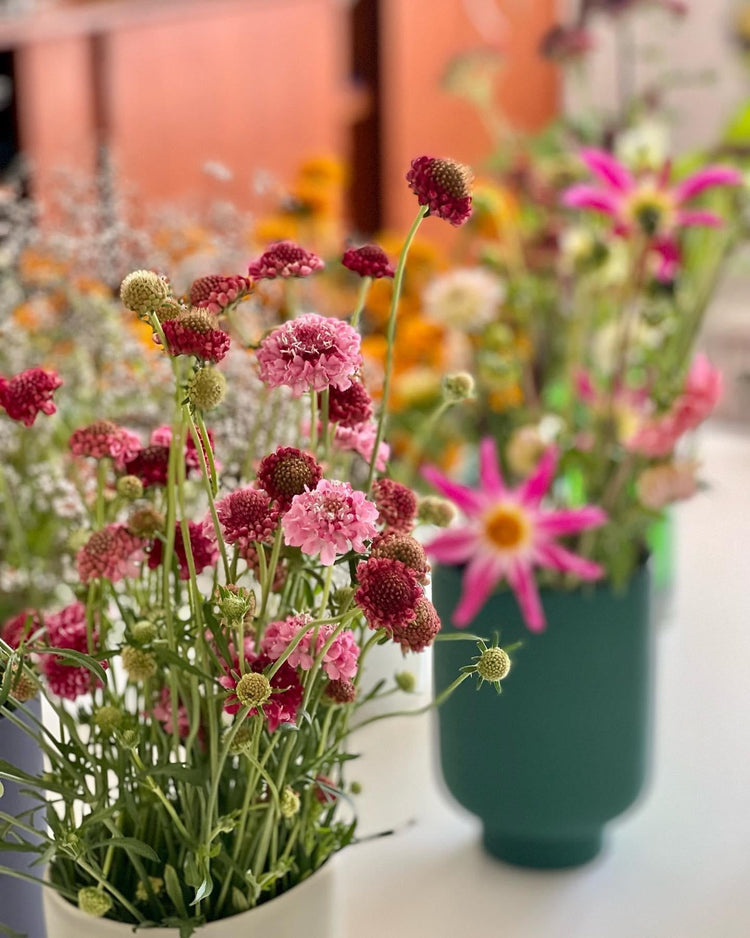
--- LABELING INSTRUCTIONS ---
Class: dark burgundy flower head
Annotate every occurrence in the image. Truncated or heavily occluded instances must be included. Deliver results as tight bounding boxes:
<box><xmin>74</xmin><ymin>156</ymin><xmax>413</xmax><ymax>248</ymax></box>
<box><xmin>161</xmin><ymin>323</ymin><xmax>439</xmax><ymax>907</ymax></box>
<box><xmin>247</xmin><ymin>241</ymin><xmax>325</xmax><ymax>280</ymax></box>
<box><xmin>257</xmin><ymin>446</ymin><xmax>323</xmax><ymax>510</ymax></box>
<box><xmin>189</xmin><ymin>274</ymin><xmax>252</xmax><ymax>313</ymax></box>
<box><xmin>148</xmin><ymin>521</ymin><xmax>219</xmax><ymax>580</ymax></box>
<box><xmin>0</xmin><ymin>367</ymin><xmax>62</xmax><ymax>426</ymax></box>
<box><xmin>162</xmin><ymin>309</ymin><xmax>231</xmax><ymax>362</ymax></box>
<box><xmin>406</xmin><ymin>156</ymin><xmax>473</xmax><ymax>227</ymax></box>
<box><xmin>341</xmin><ymin>244</ymin><xmax>395</xmax><ymax>279</ymax></box>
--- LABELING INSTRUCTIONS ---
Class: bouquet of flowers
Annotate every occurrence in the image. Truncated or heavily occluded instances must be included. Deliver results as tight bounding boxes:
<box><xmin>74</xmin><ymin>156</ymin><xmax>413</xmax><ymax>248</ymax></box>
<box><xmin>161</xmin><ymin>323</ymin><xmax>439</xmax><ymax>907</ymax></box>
<box><xmin>0</xmin><ymin>158</ymin><xmax>502</xmax><ymax>936</ymax></box>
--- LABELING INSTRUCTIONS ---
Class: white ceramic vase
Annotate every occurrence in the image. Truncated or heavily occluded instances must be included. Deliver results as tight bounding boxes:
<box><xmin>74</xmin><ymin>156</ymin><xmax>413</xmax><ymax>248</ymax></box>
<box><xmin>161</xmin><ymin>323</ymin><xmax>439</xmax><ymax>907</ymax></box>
<box><xmin>43</xmin><ymin>857</ymin><xmax>339</xmax><ymax>938</ymax></box>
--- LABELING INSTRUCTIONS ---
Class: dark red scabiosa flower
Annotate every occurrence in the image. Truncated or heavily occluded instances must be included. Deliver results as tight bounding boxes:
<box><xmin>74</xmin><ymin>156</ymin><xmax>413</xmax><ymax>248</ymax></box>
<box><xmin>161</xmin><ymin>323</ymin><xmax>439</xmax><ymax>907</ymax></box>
<box><xmin>406</xmin><ymin>156</ymin><xmax>473</xmax><ymax>227</ymax></box>
<box><xmin>148</xmin><ymin>521</ymin><xmax>219</xmax><ymax>580</ymax></box>
<box><xmin>161</xmin><ymin>308</ymin><xmax>231</xmax><ymax>362</ymax></box>
<box><xmin>125</xmin><ymin>444</ymin><xmax>170</xmax><ymax>488</ymax></box>
<box><xmin>247</xmin><ymin>240</ymin><xmax>325</xmax><ymax>280</ymax></box>
<box><xmin>324</xmin><ymin>679</ymin><xmax>357</xmax><ymax>705</ymax></box>
<box><xmin>326</xmin><ymin>380</ymin><xmax>373</xmax><ymax>428</ymax></box>
<box><xmin>391</xmin><ymin>597</ymin><xmax>441</xmax><ymax>653</ymax></box>
<box><xmin>372</xmin><ymin>478</ymin><xmax>418</xmax><ymax>533</ymax></box>
<box><xmin>1</xmin><ymin>609</ymin><xmax>43</xmax><ymax>649</ymax></box>
<box><xmin>76</xmin><ymin>524</ymin><xmax>144</xmax><ymax>583</ymax></box>
<box><xmin>42</xmin><ymin>602</ymin><xmax>105</xmax><ymax>700</ymax></box>
<box><xmin>341</xmin><ymin>244</ymin><xmax>395</xmax><ymax>279</ymax></box>
<box><xmin>189</xmin><ymin>274</ymin><xmax>253</xmax><ymax>313</ymax></box>
<box><xmin>0</xmin><ymin>367</ymin><xmax>62</xmax><ymax>426</ymax></box>
<box><xmin>256</xmin><ymin>446</ymin><xmax>323</xmax><ymax>510</ymax></box>
<box><xmin>370</xmin><ymin>531</ymin><xmax>429</xmax><ymax>583</ymax></box>
<box><xmin>69</xmin><ymin>420</ymin><xmax>142</xmax><ymax>469</ymax></box>
<box><xmin>220</xmin><ymin>653</ymin><xmax>303</xmax><ymax>732</ymax></box>
<box><xmin>313</xmin><ymin>774</ymin><xmax>340</xmax><ymax>806</ymax></box>
<box><xmin>215</xmin><ymin>487</ymin><xmax>280</xmax><ymax>549</ymax></box>
<box><xmin>354</xmin><ymin>557</ymin><xmax>422</xmax><ymax>634</ymax></box>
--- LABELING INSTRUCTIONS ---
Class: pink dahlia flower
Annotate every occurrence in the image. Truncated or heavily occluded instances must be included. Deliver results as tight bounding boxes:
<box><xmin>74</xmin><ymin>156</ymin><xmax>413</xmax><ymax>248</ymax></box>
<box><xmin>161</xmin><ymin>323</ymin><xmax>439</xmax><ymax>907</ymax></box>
<box><xmin>77</xmin><ymin>524</ymin><xmax>144</xmax><ymax>583</ymax></box>
<box><xmin>257</xmin><ymin>313</ymin><xmax>363</xmax><ymax>398</ymax></box>
<box><xmin>282</xmin><ymin>479</ymin><xmax>378</xmax><ymax>565</ymax></box>
<box><xmin>189</xmin><ymin>274</ymin><xmax>252</xmax><ymax>313</ymax></box>
<box><xmin>406</xmin><ymin>155</ymin><xmax>473</xmax><ymax>227</ymax></box>
<box><xmin>247</xmin><ymin>240</ymin><xmax>324</xmax><ymax>280</ymax></box>
<box><xmin>341</xmin><ymin>244</ymin><xmax>395</xmax><ymax>279</ymax></box>
<box><xmin>424</xmin><ymin>439</ymin><xmax>607</xmax><ymax>631</ymax></box>
<box><xmin>0</xmin><ymin>367</ymin><xmax>62</xmax><ymax>426</ymax></box>
<box><xmin>70</xmin><ymin>420</ymin><xmax>142</xmax><ymax>469</ymax></box>
<box><xmin>262</xmin><ymin>614</ymin><xmax>360</xmax><ymax>681</ymax></box>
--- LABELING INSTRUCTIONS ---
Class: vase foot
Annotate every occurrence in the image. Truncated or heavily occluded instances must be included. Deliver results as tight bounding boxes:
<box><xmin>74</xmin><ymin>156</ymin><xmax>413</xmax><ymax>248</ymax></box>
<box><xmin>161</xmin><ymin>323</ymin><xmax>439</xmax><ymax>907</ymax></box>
<box><xmin>482</xmin><ymin>828</ymin><xmax>603</xmax><ymax>868</ymax></box>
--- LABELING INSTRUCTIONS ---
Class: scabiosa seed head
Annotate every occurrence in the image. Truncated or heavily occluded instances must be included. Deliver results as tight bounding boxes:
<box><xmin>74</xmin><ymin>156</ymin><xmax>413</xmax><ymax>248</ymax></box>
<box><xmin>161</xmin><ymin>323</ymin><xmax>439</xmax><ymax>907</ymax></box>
<box><xmin>189</xmin><ymin>273</ymin><xmax>252</xmax><ymax>312</ymax></box>
<box><xmin>341</xmin><ymin>244</ymin><xmax>395</xmax><ymax>278</ymax></box>
<box><xmin>216</xmin><ymin>487</ymin><xmax>280</xmax><ymax>547</ymax></box>
<box><xmin>324</xmin><ymin>678</ymin><xmax>357</xmax><ymax>705</ymax></box>
<box><xmin>127</xmin><ymin>506</ymin><xmax>165</xmax><ymax>538</ymax></box>
<box><xmin>235</xmin><ymin>671</ymin><xmax>271</xmax><ymax>708</ymax></box>
<box><xmin>9</xmin><ymin>663</ymin><xmax>39</xmax><ymax>703</ymax></box>
<box><xmin>116</xmin><ymin>474</ymin><xmax>144</xmax><ymax>500</ymax></box>
<box><xmin>417</xmin><ymin>495</ymin><xmax>457</xmax><ymax>528</ymax></box>
<box><xmin>76</xmin><ymin>524</ymin><xmax>143</xmax><ymax>583</ymax></box>
<box><xmin>135</xmin><ymin>877</ymin><xmax>164</xmax><ymax>903</ymax></box>
<box><xmin>120</xmin><ymin>270</ymin><xmax>171</xmax><ymax>314</ymax></box>
<box><xmin>121</xmin><ymin>645</ymin><xmax>157</xmax><ymax>682</ymax></box>
<box><xmin>406</xmin><ymin>155</ymin><xmax>473</xmax><ymax>226</ymax></box>
<box><xmin>372</xmin><ymin>478</ymin><xmax>418</xmax><ymax>532</ymax></box>
<box><xmin>228</xmin><ymin>725</ymin><xmax>255</xmax><ymax>754</ymax></box>
<box><xmin>78</xmin><ymin>887</ymin><xmax>113</xmax><ymax>918</ymax></box>
<box><xmin>247</xmin><ymin>240</ymin><xmax>325</xmax><ymax>279</ymax></box>
<box><xmin>187</xmin><ymin>365</ymin><xmax>227</xmax><ymax>410</ymax></box>
<box><xmin>280</xmin><ymin>785</ymin><xmax>301</xmax><ymax>818</ymax></box>
<box><xmin>326</xmin><ymin>380</ymin><xmax>373</xmax><ymax>428</ymax></box>
<box><xmin>0</xmin><ymin>367</ymin><xmax>62</xmax><ymax>426</ymax></box>
<box><xmin>256</xmin><ymin>446</ymin><xmax>323</xmax><ymax>509</ymax></box>
<box><xmin>442</xmin><ymin>371</ymin><xmax>476</xmax><ymax>402</ymax></box>
<box><xmin>392</xmin><ymin>597</ymin><xmax>441</xmax><ymax>653</ymax></box>
<box><xmin>477</xmin><ymin>645</ymin><xmax>511</xmax><ymax>683</ymax></box>
<box><xmin>162</xmin><ymin>309</ymin><xmax>231</xmax><ymax>362</ymax></box>
<box><xmin>93</xmin><ymin>704</ymin><xmax>123</xmax><ymax>735</ymax></box>
<box><xmin>395</xmin><ymin>671</ymin><xmax>417</xmax><ymax>693</ymax></box>
<box><xmin>370</xmin><ymin>531</ymin><xmax>429</xmax><ymax>582</ymax></box>
<box><xmin>131</xmin><ymin>619</ymin><xmax>158</xmax><ymax>644</ymax></box>
<box><xmin>70</xmin><ymin>420</ymin><xmax>142</xmax><ymax>468</ymax></box>
<box><xmin>355</xmin><ymin>557</ymin><xmax>422</xmax><ymax>632</ymax></box>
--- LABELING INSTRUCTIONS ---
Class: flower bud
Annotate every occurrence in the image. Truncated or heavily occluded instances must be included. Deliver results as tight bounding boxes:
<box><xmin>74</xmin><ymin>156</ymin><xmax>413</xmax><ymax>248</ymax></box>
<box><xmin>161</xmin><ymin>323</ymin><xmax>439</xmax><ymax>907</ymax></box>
<box><xmin>228</xmin><ymin>726</ymin><xmax>255</xmax><ymax>755</ymax></box>
<box><xmin>131</xmin><ymin>619</ymin><xmax>158</xmax><ymax>645</ymax></box>
<box><xmin>121</xmin><ymin>645</ymin><xmax>157</xmax><ymax>682</ymax></box>
<box><xmin>78</xmin><ymin>887</ymin><xmax>113</xmax><ymax>918</ymax></box>
<box><xmin>417</xmin><ymin>495</ymin><xmax>457</xmax><ymax>528</ymax></box>
<box><xmin>93</xmin><ymin>705</ymin><xmax>123</xmax><ymax>735</ymax></box>
<box><xmin>119</xmin><ymin>728</ymin><xmax>139</xmax><ymax>750</ymax></box>
<box><xmin>280</xmin><ymin>786</ymin><xmax>301</xmax><ymax>818</ymax></box>
<box><xmin>127</xmin><ymin>507</ymin><xmax>165</xmax><ymax>538</ymax></box>
<box><xmin>395</xmin><ymin>671</ymin><xmax>417</xmax><ymax>693</ymax></box>
<box><xmin>442</xmin><ymin>372</ymin><xmax>475</xmax><ymax>402</ymax></box>
<box><xmin>116</xmin><ymin>474</ymin><xmax>143</xmax><ymax>500</ymax></box>
<box><xmin>476</xmin><ymin>646</ymin><xmax>511</xmax><ymax>683</ymax></box>
<box><xmin>187</xmin><ymin>366</ymin><xmax>227</xmax><ymax>411</ymax></box>
<box><xmin>235</xmin><ymin>672</ymin><xmax>271</xmax><ymax>708</ymax></box>
<box><xmin>120</xmin><ymin>270</ymin><xmax>171</xmax><ymax>315</ymax></box>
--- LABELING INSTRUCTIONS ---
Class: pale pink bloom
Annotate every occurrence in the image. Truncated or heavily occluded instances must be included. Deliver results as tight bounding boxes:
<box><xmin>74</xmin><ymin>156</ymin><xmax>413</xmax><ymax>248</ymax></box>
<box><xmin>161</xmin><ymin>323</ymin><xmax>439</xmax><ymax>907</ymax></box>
<box><xmin>637</xmin><ymin>461</ymin><xmax>699</xmax><ymax>510</ymax></box>
<box><xmin>76</xmin><ymin>524</ymin><xmax>144</xmax><ymax>583</ymax></box>
<box><xmin>282</xmin><ymin>479</ymin><xmax>379</xmax><ymax>565</ymax></box>
<box><xmin>257</xmin><ymin>313</ymin><xmax>362</xmax><ymax>397</ymax></box>
<box><xmin>333</xmin><ymin>422</ymin><xmax>390</xmax><ymax>471</ymax></box>
<box><xmin>424</xmin><ymin>439</ymin><xmax>607</xmax><ymax>631</ymax></box>
<box><xmin>262</xmin><ymin>614</ymin><xmax>360</xmax><ymax>681</ymax></box>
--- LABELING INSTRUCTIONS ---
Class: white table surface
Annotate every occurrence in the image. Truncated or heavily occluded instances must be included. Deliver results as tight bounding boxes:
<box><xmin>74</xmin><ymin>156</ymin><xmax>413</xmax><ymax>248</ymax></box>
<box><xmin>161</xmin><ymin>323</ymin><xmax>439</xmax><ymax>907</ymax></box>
<box><xmin>340</xmin><ymin>425</ymin><xmax>750</xmax><ymax>938</ymax></box>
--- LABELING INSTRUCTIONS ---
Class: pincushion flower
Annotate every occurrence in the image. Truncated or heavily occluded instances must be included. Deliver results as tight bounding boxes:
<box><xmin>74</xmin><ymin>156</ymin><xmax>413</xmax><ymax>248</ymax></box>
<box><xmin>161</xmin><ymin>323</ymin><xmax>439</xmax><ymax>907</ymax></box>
<box><xmin>220</xmin><ymin>653</ymin><xmax>303</xmax><ymax>731</ymax></box>
<box><xmin>69</xmin><ymin>420</ymin><xmax>142</xmax><ymax>469</ymax></box>
<box><xmin>161</xmin><ymin>309</ymin><xmax>231</xmax><ymax>362</ymax></box>
<box><xmin>189</xmin><ymin>273</ymin><xmax>252</xmax><ymax>312</ymax></box>
<box><xmin>0</xmin><ymin>367</ymin><xmax>62</xmax><ymax>426</ymax></box>
<box><xmin>215</xmin><ymin>487</ymin><xmax>280</xmax><ymax>548</ymax></box>
<box><xmin>341</xmin><ymin>244</ymin><xmax>395</xmax><ymax>279</ymax></box>
<box><xmin>42</xmin><ymin>601</ymin><xmax>104</xmax><ymax>700</ymax></box>
<box><xmin>326</xmin><ymin>380</ymin><xmax>373</xmax><ymax>428</ymax></box>
<box><xmin>562</xmin><ymin>148</ymin><xmax>742</xmax><ymax>246</ymax></box>
<box><xmin>257</xmin><ymin>313</ymin><xmax>362</xmax><ymax>397</ymax></box>
<box><xmin>256</xmin><ymin>446</ymin><xmax>323</xmax><ymax>510</ymax></box>
<box><xmin>76</xmin><ymin>524</ymin><xmax>144</xmax><ymax>583</ymax></box>
<box><xmin>148</xmin><ymin>521</ymin><xmax>219</xmax><ymax>580</ymax></box>
<box><xmin>406</xmin><ymin>155</ymin><xmax>473</xmax><ymax>226</ymax></box>
<box><xmin>281</xmin><ymin>479</ymin><xmax>378</xmax><ymax>565</ymax></box>
<box><xmin>247</xmin><ymin>240</ymin><xmax>325</xmax><ymax>280</ymax></box>
<box><xmin>424</xmin><ymin>438</ymin><xmax>607</xmax><ymax>631</ymax></box>
<box><xmin>262</xmin><ymin>614</ymin><xmax>360</xmax><ymax>681</ymax></box>
<box><xmin>333</xmin><ymin>421</ymin><xmax>390</xmax><ymax>471</ymax></box>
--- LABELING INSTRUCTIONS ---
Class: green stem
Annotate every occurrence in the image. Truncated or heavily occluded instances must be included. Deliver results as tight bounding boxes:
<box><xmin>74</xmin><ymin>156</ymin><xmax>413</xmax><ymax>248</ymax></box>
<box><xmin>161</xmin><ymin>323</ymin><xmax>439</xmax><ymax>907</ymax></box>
<box><xmin>350</xmin><ymin>276</ymin><xmax>372</xmax><ymax>329</ymax></box>
<box><xmin>351</xmin><ymin>672</ymin><xmax>471</xmax><ymax>732</ymax></box>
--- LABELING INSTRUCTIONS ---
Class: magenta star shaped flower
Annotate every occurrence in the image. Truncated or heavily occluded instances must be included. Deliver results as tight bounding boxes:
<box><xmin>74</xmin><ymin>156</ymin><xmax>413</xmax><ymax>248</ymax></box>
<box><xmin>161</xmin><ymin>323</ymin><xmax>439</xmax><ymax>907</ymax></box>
<box><xmin>424</xmin><ymin>438</ymin><xmax>607</xmax><ymax>632</ymax></box>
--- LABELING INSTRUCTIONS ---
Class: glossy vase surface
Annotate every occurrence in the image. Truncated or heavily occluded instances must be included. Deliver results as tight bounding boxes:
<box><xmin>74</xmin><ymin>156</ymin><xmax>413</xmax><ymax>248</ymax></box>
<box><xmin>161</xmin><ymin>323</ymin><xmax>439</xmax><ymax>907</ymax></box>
<box><xmin>432</xmin><ymin>562</ymin><xmax>653</xmax><ymax>868</ymax></box>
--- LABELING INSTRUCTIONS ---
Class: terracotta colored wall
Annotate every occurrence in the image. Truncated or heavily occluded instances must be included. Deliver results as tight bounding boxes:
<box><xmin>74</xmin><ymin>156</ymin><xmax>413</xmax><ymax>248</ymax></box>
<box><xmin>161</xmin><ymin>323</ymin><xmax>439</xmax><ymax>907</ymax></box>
<box><xmin>380</xmin><ymin>0</ymin><xmax>559</xmax><ymax>233</ymax></box>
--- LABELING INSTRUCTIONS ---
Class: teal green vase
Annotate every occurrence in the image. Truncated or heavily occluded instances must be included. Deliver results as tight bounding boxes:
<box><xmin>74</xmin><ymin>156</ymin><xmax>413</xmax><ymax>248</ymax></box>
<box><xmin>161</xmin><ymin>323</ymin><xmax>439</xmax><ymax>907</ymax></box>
<box><xmin>432</xmin><ymin>562</ymin><xmax>652</xmax><ymax>868</ymax></box>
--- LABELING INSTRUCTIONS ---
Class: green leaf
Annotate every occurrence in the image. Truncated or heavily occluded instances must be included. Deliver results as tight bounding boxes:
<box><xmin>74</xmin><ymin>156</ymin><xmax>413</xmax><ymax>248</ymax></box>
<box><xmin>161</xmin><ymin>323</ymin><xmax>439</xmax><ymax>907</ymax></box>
<box><xmin>33</xmin><ymin>647</ymin><xmax>108</xmax><ymax>686</ymax></box>
<box><xmin>89</xmin><ymin>837</ymin><xmax>159</xmax><ymax>862</ymax></box>
<box><xmin>163</xmin><ymin>864</ymin><xmax>188</xmax><ymax>918</ymax></box>
<box><xmin>232</xmin><ymin>887</ymin><xmax>250</xmax><ymax>913</ymax></box>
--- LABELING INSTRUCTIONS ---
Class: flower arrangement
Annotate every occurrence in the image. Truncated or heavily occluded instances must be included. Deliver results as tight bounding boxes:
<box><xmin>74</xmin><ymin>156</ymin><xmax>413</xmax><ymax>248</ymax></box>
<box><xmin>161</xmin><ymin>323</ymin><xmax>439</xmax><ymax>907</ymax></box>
<box><xmin>0</xmin><ymin>158</ymin><xmax>507</xmax><ymax>936</ymax></box>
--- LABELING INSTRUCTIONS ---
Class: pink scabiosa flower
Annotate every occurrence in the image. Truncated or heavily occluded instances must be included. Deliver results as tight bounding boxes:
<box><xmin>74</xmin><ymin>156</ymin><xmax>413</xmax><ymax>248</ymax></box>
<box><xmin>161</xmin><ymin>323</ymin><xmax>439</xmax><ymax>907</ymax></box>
<box><xmin>262</xmin><ymin>614</ymin><xmax>360</xmax><ymax>681</ymax></box>
<box><xmin>333</xmin><ymin>421</ymin><xmax>390</xmax><ymax>472</ymax></box>
<box><xmin>1</xmin><ymin>609</ymin><xmax>43</xmax><ymax>649</ymax></box>
<box><xmin>326</xmin><ymin>380</ymin><xmax>373</xmax><ymax>428</ymax></box>
<box><xmin>256</xmin><ymin>447</ymin><xmax>323</xmax><ymax>510</ymax></box>
<box><xmin>424</xmin><ymin>439</ymin><xmax>607</xmax><ymax>631</ymax></box>
<box><xmin>562</xmin><ymin>148</ymin><xmax>741</xmax><ymax>246</ymax></box>
<box><xmin>354</xmin><ymin>557</ymin><xmax>423</xmax><ymax>633</ymax></box>
<box><xmin>372</xmin><ymin>478</ymin><xmax>418</xmax><ymax>532</ymax></box>
<box><xmin>216</xmin><ymin>487</ymin><xmax>280</xmax><ymax>549</ymax></box>
<box><xmin>77</xmin><ymin>524</ymin><xmax>144</xmax><ymax>583</ymax></box>
<box><xmin>406</xmin><ymin>155</ymin><xmax>473</xmax><ymax>227</ymax></box>
<box><xmin>282</xmin><ymin>479</ymin><xmax>379</xmax><ymax>565</ymax></box>
<box><xmin>341</xmin><ymin>244</ymin><xmax>395</xmax><ymax>279</ymax></box>
<box><xmin>189</xmin><ymin>274</ymin><xmax>252</xmax><ymax>313</ymax></box>
<box><xmin>257</xmin><ymin>313</ymin><xmax>362</xmax><ymax>398</ymax></box>
<box><xmin>247</xmin><ymin>240</ymin><xmax>325</xmax><ymax>280</ymax></box>
<box><xmin>220</xmin><ymin>653</ymin><xmax>303</xmax><ymax>732</ymax></box>
<box><xmin>69</xmin><ymin>420</ymin><xmax>142</xmax><ymax>469</ymax></box>
<box><xmin>148</xmin><ymin>521</ymin><xmax>219</xmax><ymax>580</ymax></box>
<box><xmin>0</xmin><ymin>367</ymin><xmax>62</xmax><ymax>426</ymax></box>
<box><xmin>161</xmin><ymin>308</ymin><xmax>231</xmax><ymax>362</ymax></box>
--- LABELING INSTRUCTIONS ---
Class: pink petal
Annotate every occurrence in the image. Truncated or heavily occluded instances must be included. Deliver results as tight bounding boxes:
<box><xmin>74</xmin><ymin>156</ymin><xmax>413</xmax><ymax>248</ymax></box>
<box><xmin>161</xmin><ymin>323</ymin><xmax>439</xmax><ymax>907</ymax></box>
<box><xmin>478</xmin><ymin>437</ymin><xmax>506</xmax><ymax>497</ymax></box>
<box><xmin>422</xmin><ymin>465</ymin><xmax>485</xmax><ymax>516</ymax></box>
<box><xmin>676</xmin><ymin>209</ymin><xmax>723</xmax><ymax>228</ymax></box>
<box><xmin>425</xmin><ymin>527</ymin><xmax>478</xmax><ymax>565</ymax></box>
<box><xmin>507</xmin><ymin>561</ymin><xmax>546</xmax><ymax>632</ymax></box>
<box><xmin>580</xmin><ymin>148</ymin><xmax>634</xmax><ymax>192</ymax></box>
<box><xmin>518</xmin><ymin>447</ymin><xmax>558</xmax><ymax>506</ymax></box>
<box><xmin>536</xmin><ymin>506</ymin><xmax>607</xmax><ymax>537</ymax></box>
<box><xmin>673</xmin><ymin>166</ymin><xmax>742</xmax><ymax>204</ymax></box>
<box><xmin>561</xmin><ymin>184</ymin><xmax>621</xmax><ymax>217</ymax></box>
<box><xmin>453</xmin><ymin>554</ymin><xmax>505</xmax><ymax>628</ymax></box>
<box><xmin>536</xmin><ymin>542</ymin><xmax>605</xmax><ymax>581</ymax></box>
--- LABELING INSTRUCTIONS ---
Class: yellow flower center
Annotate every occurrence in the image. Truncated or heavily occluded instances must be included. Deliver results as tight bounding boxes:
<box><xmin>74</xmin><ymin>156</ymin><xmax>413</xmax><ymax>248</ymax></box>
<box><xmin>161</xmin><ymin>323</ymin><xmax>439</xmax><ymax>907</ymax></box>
<box><xmin>483</xmin><ymin>504</ymin><xmax>530</xmax><ymax>551</ymax></box>
<box><xmin>627</xmin><ymin>186</ymin><xmax>675</xmax><ymax>237</ymax></box>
